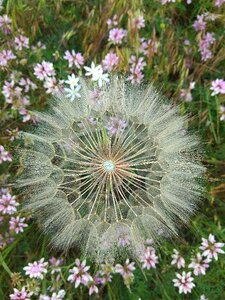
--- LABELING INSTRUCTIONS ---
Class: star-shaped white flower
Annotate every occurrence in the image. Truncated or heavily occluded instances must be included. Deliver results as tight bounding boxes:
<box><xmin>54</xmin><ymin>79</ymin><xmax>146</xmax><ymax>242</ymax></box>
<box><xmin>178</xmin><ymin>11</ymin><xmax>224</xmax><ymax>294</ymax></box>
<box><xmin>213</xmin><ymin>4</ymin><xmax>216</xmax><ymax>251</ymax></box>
<box><xmin>64</xmin><ymin>85</ymin><xmax>81</xmax><ymax>102</ymax></box>
<box><xmin>84</xmin><ymin>62</ymin><xmax>102</xmax><ymax>79</ymax></box>
<box><xmin>65</xmin><ymin>74</ymin><xmax>80</xmax><ymax>88</ymax></box>
<box><xmin>96</xmin><ymin>71</ymin><xmax>110</xmax><ymax>88</ymax></box>
<box><xmin>84</xmin><ymin>62</ymin><xmax>109</xmax><ymax>87</ymax></box>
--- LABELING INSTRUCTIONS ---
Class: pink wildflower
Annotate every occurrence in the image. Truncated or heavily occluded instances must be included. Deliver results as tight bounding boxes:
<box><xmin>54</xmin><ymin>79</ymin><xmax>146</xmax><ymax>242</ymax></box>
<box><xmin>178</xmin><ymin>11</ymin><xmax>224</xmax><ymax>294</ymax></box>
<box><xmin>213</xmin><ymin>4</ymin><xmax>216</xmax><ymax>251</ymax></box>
<box><xmin>139</xmin><ymin>38</ymin><xmax>158</xmax><ymax>56</ymax></box>
<box><xmin>10</xmin><ymin>287</ymin><xmax>31</xmax><ymax>300</ymax></box>
<box><xmin>107</xmin><ymin>14</ymin><xmax>118</xmax><ymax>28</ymax></box>
<box><xmin>23</xmin><ymin>258</ymin><xmax>48</xmax><ymax>279</ymax></box>
<box><xmin>199</xmin><ymin>234</ymin><xmax>225</xmax><ymax>260</ymax></box>
<box><xmin>210</xmin><ymin>79</ymin><xmax>225</xmax><ymax>96</ymax></box>
<box><xmin>108</xmin><ymin>28</ymin><xmax>127</xmax><ymax>44</ymax></box>
<box><xmin>0</xmin><ymin>145</ymin><xmax>12</xmax><ymax>163</ymax></box>
<box><xmin>19</xmin><ymin>78</ymin><xmax>37</xmax><ymax>92</ymax></box>
<box><xmin>171</xmin><ymin>249</ymin><xmax>185</xmax><ymax>269</ymax></box>
<box><xmin>115</xmin><ymin>259</ymin><xmax>135</xmax><ymax>278</ymax></box>
<box><xmin>0</xmin><ymin>14</ymin><xmax>12</xmax><ymax>34</ymax></box>
<box><xmin>49</xmin><ymin>257</ymin><xmax>64</xmax><ymax>274</ymax></box>
<box><xmin>132</xmin><ymin>16</ymin><xmax>145</xmax><ymax>29</ymax></box>
<box><xmin>34</xmin><ymin>61</ymin><xmax>56</xmax><ymax>81</ymax></box>
<box><xmin>128</xmin><ymin>56</ymin><xmax>146</xmax><ymax>84</ymax></box>
<box><xmin>0</xmin><ymin>192</ymin><xmax>18</xmax><ymax>214</ymax></box>
<box><xmin>43</xmin><ymin>77</ymin><xmax>59</xmax><ymax>94</ymax></box>
<box><xmin>188</xmin><ymin>253</ymin><xmax>211</xmax><ymax>276</ymax></box>
<box><xmin>215</xmin><ymin>0</ymin><xmax>225</xmax><ymax>7</ymax></box>
<box><xmin>102</xmin><ymin>52</ymin><xmax>119</xmax><ymax>72</ymax></box>
<box><xmin>198</xmin><ymin>32</ymin><xmax>215</xmax><ymax>61</ymax></box>
<box><xmin>105</xmin><ymin>117</ymin><xmax>127</xmax><ymax>136</ymax></box>
<box><xmin>9</xmin><ymin>216</ymin><xmax>28</xmax><ymax>234</ymax></box>
<box><xmin>89</xmin><ymin>89</ymin><xmax>103</xmax><ymax>106</ymax></box>
<box><xmin>88</xmin><ymin>277</ymin><xmax>99</xmax><ymax>296</ymax></box>
<box><xmin>14</xmin><ymin>35</ymin><xmax>29</xmax><ymax>51</ymax></box>
<box><xmin>180</xmin><ymin>81</ymin><xmax>195</xmax><ymax>102</ymax></box>
<box><xmin>19</xmin><ymin>108</ymin><xmax>36</xmax><ymax>123</ymax></box>
<box><xmin>67</xmin><ymin>259</ymin><xmax>92</xmax><ymax>288</ymax></box>
<box><xmin>78</xmin><ymin>117</ymin><xmax>97</xmax><ymax>129</ymax></box>
<box><xmin>0</xmin><ymin>50</ymin><xmax>16</xmax><ymax>67</ymax></box>
<box><xmin>193</xmin><ymin>14</ymin><xmax>206</xmax><ymax>31</ymax></box>
<box><xmin>2</xmin><ymin>80</ymin><xmax>22</xmax><ymax>103</ymax></box>
<box><xmin>118</xmin><ymin>234</ymin><xmax>130</xmax><ymax>247</ymax></box>
<box><xmin>141</xmin><ymin>246</ymin><xmax>159</xmax><ymax>270</ymax></box>
<box><xmin>96</xmin><ymin>264</ymin><xmax>114</xmax><ymax>284</ymax></box>
<box><xmin>63</xmin><ymin>50</ymin><xmax>84</xmax><ymax>68</ymax></box>
<box><xmin>173</xmin><ymin>271</ymin><xmax>195</xmax><ymax>294</ymax></box>
<box><xmin>129</xmin><ymin>55</ymin><xmax>146</xmax><ymax>70</ymax></box>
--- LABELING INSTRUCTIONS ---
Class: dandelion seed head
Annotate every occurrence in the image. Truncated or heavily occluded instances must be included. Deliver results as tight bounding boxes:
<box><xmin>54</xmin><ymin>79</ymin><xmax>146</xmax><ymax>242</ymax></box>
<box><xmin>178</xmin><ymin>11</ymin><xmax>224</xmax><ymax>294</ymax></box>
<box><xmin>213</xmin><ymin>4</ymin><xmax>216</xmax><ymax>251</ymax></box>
<box><xmin>16</xmin><ymin>77</ymin><xmax>205</xmax><ymax>261</ymax></box>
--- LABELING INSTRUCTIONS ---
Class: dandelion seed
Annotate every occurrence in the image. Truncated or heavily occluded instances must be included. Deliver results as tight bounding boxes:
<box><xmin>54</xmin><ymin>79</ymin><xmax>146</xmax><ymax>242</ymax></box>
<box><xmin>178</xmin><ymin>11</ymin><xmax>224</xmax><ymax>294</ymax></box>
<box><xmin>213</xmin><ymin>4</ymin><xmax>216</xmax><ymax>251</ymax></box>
<box><xmin>16</xmin><ymin>77</ymin><xmax>205</xmax><ymax>261</ymax></box>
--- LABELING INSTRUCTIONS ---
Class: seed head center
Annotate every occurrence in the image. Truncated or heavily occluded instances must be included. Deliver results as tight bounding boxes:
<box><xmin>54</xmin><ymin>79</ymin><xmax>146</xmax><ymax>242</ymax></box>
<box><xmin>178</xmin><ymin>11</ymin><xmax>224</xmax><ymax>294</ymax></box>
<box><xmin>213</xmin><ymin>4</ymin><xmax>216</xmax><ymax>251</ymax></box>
<box><xmin>102</xmin><ymin>160</ymin><xmax>116</xmax><ymax>173</ymax></box>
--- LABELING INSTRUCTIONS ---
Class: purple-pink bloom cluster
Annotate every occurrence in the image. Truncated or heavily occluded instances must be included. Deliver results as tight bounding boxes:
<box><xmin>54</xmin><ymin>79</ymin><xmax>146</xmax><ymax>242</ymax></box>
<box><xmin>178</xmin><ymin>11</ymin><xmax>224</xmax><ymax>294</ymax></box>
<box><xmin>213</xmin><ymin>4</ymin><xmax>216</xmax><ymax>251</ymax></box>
<box><xmin>10</xmin><ymin>287</ymin><xmax>32</xmax><ymax>300</ymax></box>
<box><xmin>0</xmin><ymin>49</ymin><xmax>16</xmax><ymax>68</ymax></box>
<box><xmin>105</xmin><ymin>117</ymin><xmax>127</xmax><ymax>136</ymax></box>
<box><xmin>0</xmin><ymin>145</ymin><xmax>12</xmax><ymax>163</ymax></box>
<box><xmin>14</xmin><ymin>35</ymin><xmax>29</xmax><ymax>51</ymax></box>
<box><xmin>108</xmin><ymin>28</ymin><xmax>127</xmax><ymax>44</ymax></box>
<box><xmin>193</xmin><ymin>15</ymin><xmax>206</xmax><ymax>32</ymax></box>
<box><xmin>173</xmin><ymin>271</ymin><xmax>195</xmax><ymax>294</ymax></box>
<box><xmin>23</xmin><ymin>258</ymin><xmax>48</xmax><ymax>280</ymax></box>
<box><xmin>0</xmin><ymin>14</ymin><xmax>12</xmax><ymax>34</ymax></box>
<box><xmin>67</xmin><ymin>259</ymin><xmax>92</xmax><ymax>288</ymax></box>
<box><xmin>141</xmin><ymin>246</ymin><xmax>159</xmax><ymax>270</ymax></box>
<box><xmin>63</xmin><ymin>50</ymin><xmax>84</xmax><ymax>68</ymax></box>
<box><xmin>128</xmin><ymin>55</ymin><xmax>146</xmax><ymax>84</ymax></box>
<box><xmin>210</xmin><ymin>79</ymin><xmax>225</xmax><ymax>96</ymax></box>
<box><xmin>172</xmin><ymin>234</ymin><xmax>224</xmax><ymax>294</ymax></box>
<box><xmin>198</xmin><ymin>32</ymin><xmax>215</xmax><ymax>61</ymax></box>
<box><xmin>102</xmin><ymin>52</ymin><xmax>119</xmax><ymax>72</ymax></box>
<box><xmin>200</xmin><ymin>233</ymin><xmax>225</xmax><ymax>260</ymax></box>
